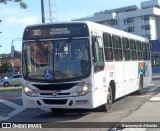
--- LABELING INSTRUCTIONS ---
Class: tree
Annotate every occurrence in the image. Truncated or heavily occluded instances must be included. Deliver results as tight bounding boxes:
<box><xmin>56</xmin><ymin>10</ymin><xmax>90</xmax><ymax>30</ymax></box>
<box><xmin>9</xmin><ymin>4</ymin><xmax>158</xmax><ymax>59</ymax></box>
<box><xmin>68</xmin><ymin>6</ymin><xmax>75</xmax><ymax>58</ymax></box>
<box><xmin>0</xmin><ymin>0</ymin><xmax>27</xmax><ymax>9</ymax></box>
<box><xmin>0</xmin><ymin>53</ymin><xmax>8</xmax><ymax>58</ymax></box>
<box><xmin>0</xmin><ymin>62</ymin><xmax>12</xmax><ymax>73</ymax></box>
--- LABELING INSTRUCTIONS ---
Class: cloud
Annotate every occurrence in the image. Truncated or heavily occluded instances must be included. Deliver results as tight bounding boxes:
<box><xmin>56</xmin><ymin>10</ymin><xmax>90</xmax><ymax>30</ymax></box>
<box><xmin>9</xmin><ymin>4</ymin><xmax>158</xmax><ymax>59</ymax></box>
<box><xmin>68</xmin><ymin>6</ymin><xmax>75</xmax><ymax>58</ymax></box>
<box><xmin>4</xmin><ymin>16</ymin><xmax>39</xmax><ymax>27</ymax></box>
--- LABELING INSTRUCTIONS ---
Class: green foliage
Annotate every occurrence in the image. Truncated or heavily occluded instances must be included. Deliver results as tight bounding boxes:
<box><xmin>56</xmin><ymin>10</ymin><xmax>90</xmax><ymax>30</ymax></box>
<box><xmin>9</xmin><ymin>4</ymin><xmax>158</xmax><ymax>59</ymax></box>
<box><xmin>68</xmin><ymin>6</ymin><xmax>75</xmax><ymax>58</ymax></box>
<box><xmin>0</xmin><ymin>61</ymin><xmax>12</xmax><ymax>73</ymax></box>
<box><xmin>0</xmin><ymin>53</ymin><xmax>7</xmax><ymax>58</ymax></box>
<box><xmin>0</xmin><ymin>0</ymin><xmax>27</xmax><ymax>9</ymax></box>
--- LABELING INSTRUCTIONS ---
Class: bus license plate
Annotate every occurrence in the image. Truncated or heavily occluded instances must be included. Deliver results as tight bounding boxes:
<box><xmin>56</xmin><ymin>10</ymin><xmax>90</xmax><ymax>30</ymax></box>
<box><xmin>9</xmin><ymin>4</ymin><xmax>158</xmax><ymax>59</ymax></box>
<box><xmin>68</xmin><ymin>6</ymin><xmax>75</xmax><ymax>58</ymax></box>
<box><xmin>75</xmin><ymin>100</ymin><xmax>88</xmax><ymax>105</ymax></box>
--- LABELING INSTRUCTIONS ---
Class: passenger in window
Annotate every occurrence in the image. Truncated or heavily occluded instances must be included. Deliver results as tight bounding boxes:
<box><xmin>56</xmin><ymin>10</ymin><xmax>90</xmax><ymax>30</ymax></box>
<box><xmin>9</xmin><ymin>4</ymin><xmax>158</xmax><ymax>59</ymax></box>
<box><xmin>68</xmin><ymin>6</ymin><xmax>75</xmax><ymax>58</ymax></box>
<box><xmin>76</xmin><ymin>44</ymin><xmax>88</xmax><ymax>60</ymax></box>
<box><xmin>109</xmin><ymin>51</ymin><xmax>113</xmax><ymax>60</ymax></box>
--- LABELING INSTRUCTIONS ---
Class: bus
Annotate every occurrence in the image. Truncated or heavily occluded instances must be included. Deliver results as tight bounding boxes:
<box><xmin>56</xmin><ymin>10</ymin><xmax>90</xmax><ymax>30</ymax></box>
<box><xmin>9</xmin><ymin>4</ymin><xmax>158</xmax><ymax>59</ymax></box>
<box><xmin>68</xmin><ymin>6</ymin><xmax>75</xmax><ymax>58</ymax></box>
<box><xmin>22</xmin><ymin>21</ymin><xmax>152</xmax><ymax>111</ymax></box>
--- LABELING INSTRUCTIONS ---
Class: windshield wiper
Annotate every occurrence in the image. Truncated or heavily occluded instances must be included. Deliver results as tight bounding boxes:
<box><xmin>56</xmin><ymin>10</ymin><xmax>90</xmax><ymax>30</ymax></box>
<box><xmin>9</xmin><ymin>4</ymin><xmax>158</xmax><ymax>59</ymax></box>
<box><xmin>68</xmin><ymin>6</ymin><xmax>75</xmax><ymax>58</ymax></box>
<box><xmin>55</xmin><ymin>38</ymin><xmax>72</xmax><ymax>62</ymax></box>
<box><xmin>57</xmin><ymin>38</ymin><xmax>72</xmax><ymax>52</ymax></box>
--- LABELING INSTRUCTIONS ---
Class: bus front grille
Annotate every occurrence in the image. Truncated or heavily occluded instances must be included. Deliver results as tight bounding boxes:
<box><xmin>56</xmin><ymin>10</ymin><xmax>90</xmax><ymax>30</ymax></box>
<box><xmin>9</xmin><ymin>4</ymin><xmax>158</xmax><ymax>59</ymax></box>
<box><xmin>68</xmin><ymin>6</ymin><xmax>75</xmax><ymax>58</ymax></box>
<box><xmin>42</xmin><ymin>99</ymin><xmax>68</xmax><ymax>105</ymax></box>
<box><xmin>40</xmin><ymin>93</ymin><xmax>71</xmax><ymax>96</ymax></box>
<box><xmin>33</xmin><ymin>83</ymin><xmax>77</xmax><ymax>90</ymax></box>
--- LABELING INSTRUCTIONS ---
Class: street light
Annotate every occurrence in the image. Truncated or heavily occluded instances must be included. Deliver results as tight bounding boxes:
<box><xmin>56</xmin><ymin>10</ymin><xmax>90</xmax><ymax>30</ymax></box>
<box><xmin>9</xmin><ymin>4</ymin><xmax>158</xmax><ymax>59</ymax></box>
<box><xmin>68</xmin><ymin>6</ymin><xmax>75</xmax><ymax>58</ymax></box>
<box><xmin>11</xmin><ymin>38</ymin><xmax>22</xmax><ymax>75</ymax></box>
<box><xmin>11</xmin><ymin>38</ymin><xmax>22</xmax><ymax>58</ymax></box>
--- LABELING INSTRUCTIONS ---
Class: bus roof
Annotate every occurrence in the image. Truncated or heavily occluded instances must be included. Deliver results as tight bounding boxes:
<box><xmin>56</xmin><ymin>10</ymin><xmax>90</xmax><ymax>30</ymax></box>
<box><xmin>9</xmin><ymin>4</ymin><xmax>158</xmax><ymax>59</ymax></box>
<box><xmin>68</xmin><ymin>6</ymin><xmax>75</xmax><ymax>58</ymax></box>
<box><xmin>24</xmin><ymin>21</ymin><xmax>148</xmax><ymax>42</ymax></box>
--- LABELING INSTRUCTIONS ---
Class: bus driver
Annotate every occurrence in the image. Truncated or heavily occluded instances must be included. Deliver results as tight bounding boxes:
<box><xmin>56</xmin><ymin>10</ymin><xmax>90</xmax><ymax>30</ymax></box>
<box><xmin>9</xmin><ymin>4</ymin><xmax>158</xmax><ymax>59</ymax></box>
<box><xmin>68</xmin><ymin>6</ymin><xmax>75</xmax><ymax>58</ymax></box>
<box><xmin>76</xmin><ymin>44</ymin><xmax>88</xmax><ymax>60</ymax></box>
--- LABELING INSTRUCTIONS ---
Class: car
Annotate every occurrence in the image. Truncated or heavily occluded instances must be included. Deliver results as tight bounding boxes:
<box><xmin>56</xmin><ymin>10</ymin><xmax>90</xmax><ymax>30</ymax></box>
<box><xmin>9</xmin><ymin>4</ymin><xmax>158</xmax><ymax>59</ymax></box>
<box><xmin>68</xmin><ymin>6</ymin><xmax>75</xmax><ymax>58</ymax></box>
<box><xmin>0</xmin><ymin>74</ymin><xmax>22</xmax><ymax>87</ymax></box>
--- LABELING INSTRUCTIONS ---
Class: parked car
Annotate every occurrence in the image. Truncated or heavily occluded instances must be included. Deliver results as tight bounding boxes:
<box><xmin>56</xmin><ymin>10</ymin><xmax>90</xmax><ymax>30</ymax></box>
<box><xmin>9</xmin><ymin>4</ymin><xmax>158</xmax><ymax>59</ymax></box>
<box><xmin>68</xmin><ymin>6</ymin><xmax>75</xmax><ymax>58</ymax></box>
<box><xmin>0</xmin><ymin>74</ymin><xmax>22</xmax><ymax>87</ymax></box>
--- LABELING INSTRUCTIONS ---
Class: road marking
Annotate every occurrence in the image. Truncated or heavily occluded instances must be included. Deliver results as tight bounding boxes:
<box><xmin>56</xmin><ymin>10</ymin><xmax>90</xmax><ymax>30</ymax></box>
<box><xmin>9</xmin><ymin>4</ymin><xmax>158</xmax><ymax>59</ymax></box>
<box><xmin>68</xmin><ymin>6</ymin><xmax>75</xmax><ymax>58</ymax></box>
<box><xmin>148</xmin><ymin>85</ymin><xmax>160</xmax><ymax>92</ymax></box>
<box><xmin>40</xmin><ymin>108</ymin><xmax>51</xmax><ymax>112</ymax></box>
<box><xmin>149</xmin><ymin>97</ymin><xmax>160</xmax><ymax>102</ymax></box>
<box><xmin>0</xmin><ymin>99</ymin><xmax>25</xmax><ymax>121</ymax></box>
<box><xmin>13</xmin><ymin>97</ymin><xmax>22</xmax><ymax>99</ymax></box>
<box><xmin>7</xmin><ymin>106</ymin><xmax>25</xmax><ymax>118</ymax></box>
<box><xmin>0</xmin><ymin>99</ymin><xmax>20</xmax><ymax>109</ymax></box>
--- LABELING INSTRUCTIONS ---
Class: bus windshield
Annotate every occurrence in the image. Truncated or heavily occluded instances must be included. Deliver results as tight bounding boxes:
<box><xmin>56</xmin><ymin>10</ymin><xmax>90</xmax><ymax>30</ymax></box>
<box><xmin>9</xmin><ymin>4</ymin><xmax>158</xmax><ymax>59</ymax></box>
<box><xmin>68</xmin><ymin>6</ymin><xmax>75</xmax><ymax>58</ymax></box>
<box><xmin>22</xmin><ymin>39</ymin><xmax>91</xmax><ymax>81</ymax></box>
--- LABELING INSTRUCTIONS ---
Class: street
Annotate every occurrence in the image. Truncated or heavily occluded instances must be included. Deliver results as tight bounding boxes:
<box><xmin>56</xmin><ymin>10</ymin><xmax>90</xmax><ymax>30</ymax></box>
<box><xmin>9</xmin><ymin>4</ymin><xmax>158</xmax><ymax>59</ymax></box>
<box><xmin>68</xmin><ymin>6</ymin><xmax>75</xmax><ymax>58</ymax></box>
<box><xmin>0</xmin><ymin>74</ymin><xmax>160</xmax><ymax>130</ymax></box>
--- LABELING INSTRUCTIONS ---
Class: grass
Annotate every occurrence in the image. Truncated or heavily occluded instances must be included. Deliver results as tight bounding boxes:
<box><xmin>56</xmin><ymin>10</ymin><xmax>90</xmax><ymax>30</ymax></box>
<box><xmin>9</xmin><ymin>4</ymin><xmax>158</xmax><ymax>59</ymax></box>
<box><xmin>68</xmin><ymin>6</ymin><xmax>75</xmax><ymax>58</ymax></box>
<box><xmin>0</xmin><ymin>86</ymin><xmax>22</xmax><ymax>92</ymax></box>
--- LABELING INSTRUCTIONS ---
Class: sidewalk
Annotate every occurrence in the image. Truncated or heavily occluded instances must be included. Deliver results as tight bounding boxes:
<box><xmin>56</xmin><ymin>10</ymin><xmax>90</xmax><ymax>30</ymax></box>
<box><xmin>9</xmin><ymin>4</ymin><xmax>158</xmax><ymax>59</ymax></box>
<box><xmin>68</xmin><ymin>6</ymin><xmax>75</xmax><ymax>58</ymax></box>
<box><xmin>122</xmin><ymin>92</ymin><xmax>160</xmax><ymax>123</ymax></box>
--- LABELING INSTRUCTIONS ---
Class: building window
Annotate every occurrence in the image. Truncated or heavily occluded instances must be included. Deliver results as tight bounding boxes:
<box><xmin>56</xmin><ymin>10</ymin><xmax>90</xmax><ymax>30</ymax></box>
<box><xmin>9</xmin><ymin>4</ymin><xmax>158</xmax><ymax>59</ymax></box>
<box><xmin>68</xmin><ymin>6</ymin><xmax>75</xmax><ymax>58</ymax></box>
<box><xmin>144</xmin><ymin>25</ymin><xmax>150</xmax><ymax>30</ymax></box>
<box><xmin>141</xmin><ymin>25</ymin><xmax>151</xmax><ymax>30</ymax></box>
<box><xmin>127</xmin><ymin>27</ymin><xmax>134</xmax><ymax>32</ymax></box>
<box><xmin>127</xmin><ymin>18</ymin><xmax>134</xmax><ymax>23</ymax></box>
<box><xmin>144</xmin><ymin>15</ymin><xmax>150</xmax><ymax>21</ymax></box>
<box><xmin>107</xmin><ymin>20</ymin><xmax>117</xmax><ymax>25</ymax></box>
<box><xmin>145</xmin><ymin>34</ymin><xmax>151</xmax><ymax>40</ymax></box>
<box><xmin>111</xmin><ymin>20</ymin><xmax>117</xmax><ymax>25</ymax></box>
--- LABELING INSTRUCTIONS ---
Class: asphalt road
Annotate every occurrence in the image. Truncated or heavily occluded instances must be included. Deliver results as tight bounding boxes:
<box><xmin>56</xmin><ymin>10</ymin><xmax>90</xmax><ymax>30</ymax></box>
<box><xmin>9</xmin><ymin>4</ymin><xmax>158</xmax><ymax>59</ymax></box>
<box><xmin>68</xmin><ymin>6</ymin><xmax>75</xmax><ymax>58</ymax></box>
<box><xmin>0</xmin><ymin>75</ymin><xmax>160</xmax><ymax>130</ymax></box>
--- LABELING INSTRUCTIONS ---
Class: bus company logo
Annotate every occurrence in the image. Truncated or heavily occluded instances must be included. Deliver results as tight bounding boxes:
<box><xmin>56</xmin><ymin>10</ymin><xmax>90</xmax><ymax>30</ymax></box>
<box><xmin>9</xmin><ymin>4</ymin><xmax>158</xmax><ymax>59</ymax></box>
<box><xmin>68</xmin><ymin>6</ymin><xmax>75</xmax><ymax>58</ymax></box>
<box><xmin>52</xmin><ymin>92</ymin><xmax>57</xmax><ymax>97</ymax></box>
<box><xmin>138</xmin><ymin>62</ymin><xmax>145</xmax><ymax>76</ymax></box>
<box><xmin>106</xmin><ymin>64</ymin><xmax>115</xmax><ymax>71</ymax></box>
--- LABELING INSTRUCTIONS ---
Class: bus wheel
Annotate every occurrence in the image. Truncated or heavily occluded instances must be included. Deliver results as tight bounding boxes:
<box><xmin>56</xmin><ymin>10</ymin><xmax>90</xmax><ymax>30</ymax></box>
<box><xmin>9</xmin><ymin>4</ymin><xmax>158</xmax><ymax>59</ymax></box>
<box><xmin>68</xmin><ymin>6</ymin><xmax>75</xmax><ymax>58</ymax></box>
<box><xmin>137</xmin><ymin>76</ymin><xmax>143</xmax><ymax>95</ymax></box>
<box><xmin>100</xmin><ymin>85</ymin><xmax>113</xmax><ymax>112</ymax></box>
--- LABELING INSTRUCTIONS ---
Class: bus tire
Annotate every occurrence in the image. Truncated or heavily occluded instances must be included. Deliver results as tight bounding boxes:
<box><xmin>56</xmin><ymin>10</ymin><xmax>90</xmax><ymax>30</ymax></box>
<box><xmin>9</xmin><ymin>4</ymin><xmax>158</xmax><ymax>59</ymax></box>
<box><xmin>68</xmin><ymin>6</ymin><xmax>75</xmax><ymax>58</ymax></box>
<box><xmin>110</xmin><ymin>81</ymin><xmax>116</xmax><ymax>102</ymax></box>
<box><xmin>137</xmin><ymin>76</ymin><xmax>143</xmax><ymax>95</ymax></box>
<box><xmin>100</xmin><ymin>85</ymin><xmax>113</xmax><ymax>112</ymax></box>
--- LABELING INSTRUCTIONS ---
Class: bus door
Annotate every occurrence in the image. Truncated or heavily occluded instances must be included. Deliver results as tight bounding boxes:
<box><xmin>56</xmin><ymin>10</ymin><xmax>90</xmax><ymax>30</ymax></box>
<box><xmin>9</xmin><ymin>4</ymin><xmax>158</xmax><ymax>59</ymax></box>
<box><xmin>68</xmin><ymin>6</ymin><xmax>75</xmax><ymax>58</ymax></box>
<box><xmin>92</xmin><ymin>36</ymin><xmax>106</xmax><ymax>103</ymax></box>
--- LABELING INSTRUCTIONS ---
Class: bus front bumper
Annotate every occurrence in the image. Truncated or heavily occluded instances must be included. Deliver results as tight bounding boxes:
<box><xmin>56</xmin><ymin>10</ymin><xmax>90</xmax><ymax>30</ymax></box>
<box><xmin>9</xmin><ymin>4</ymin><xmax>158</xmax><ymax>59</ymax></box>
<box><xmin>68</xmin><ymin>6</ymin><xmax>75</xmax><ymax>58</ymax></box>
<box><xmin>22</xmin><ymin>92</ymin><xmax>96</xmax><ymax>109</ymax></box>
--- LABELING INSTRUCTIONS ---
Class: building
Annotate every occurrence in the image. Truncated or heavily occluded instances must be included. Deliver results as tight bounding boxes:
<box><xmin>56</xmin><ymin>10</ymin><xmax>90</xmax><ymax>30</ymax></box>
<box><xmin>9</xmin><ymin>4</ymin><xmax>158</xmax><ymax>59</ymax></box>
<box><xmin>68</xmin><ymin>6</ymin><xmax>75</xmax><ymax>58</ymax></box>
<box><xmin>0</xmin><ymin>49</ymin><xmax>21</xmax><ymax>79</ymax></box>
<box><xmin>74</xmin><ymin>0</ymin><xmax>160</xmax><ymax>40</ymax></box>
<box><xmin>74</xmin><ymin>0</ymin><xmax>160</xmax><ymax>71</ymax></box>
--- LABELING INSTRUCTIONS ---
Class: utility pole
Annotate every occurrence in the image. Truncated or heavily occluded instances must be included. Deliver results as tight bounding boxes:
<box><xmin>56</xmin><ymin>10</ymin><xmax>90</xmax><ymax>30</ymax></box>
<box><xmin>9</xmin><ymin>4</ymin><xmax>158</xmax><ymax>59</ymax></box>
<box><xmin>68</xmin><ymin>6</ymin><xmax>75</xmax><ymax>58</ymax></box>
<box><xmin>41</xmin><ymin>0</ymin><xmax>45</xmax><ymax>23</ymax></box>
<box><xmin>41</xmin><ymin>0</ymin><xmax>56</xmax><ymax>23</ymax></box>
<box><xmin>44</xmin><ymin>0</ymin><xmax>56</xmax><ymax>23</ymax></box>
<box><xmin>48</xmin><ymin>0</ymin><xmax>53</xmax><ymax>22</ymax></box>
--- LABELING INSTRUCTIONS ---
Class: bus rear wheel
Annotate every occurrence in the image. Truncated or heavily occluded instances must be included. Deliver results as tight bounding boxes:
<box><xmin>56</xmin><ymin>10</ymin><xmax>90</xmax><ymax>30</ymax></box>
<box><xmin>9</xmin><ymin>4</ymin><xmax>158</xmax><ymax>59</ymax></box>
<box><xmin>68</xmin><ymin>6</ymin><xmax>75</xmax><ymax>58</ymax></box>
<box><xmin>100</xmin><ymin>85</ymin><xmax>113</xmax><ymax>112</ymax></box>
<box><xmin>136</xmin><ymin>76</ymin><xmax>143</xmax><ymax>95</ymax></box>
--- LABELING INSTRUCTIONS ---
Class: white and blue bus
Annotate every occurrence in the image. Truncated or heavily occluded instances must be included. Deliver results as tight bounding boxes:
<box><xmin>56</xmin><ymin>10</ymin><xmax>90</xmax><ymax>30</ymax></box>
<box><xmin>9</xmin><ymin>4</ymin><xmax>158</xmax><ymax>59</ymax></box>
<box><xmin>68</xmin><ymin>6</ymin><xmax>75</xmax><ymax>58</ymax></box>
<box><xmin>22</xmin><ymin>21</ymin><xmax>152</xmax><ymax>111</ymax></box>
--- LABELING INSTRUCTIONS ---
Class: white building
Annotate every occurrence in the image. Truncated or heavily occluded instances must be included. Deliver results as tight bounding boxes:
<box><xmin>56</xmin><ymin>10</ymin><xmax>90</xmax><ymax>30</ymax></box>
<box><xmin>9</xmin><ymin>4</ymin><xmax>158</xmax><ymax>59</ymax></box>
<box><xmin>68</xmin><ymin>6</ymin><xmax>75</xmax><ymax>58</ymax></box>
<box><xmin>74</xmin><ymin>0</ymin><xmax>160</xmax><ymax>41</ymax></box>
<box><xmin>74</xmin><ymin>0</ymin><xmax>160</xmax><ymax>71</ymax></box>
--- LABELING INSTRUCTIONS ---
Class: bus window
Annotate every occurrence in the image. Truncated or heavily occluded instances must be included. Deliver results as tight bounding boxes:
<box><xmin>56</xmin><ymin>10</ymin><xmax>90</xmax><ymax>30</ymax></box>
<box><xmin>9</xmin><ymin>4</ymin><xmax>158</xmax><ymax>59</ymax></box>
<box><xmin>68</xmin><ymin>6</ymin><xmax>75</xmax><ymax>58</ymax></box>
<box><xmin>142</xmin><ymin>42</ymin><xmax>147</xmax><ymax>60</ymax></box>
<box><xmin>112</xmin><ymin>35</ymin><xmax>122</xmax><ymax>61</ymax></box>
<box><xmin>122</xmin><ymin>37</ymin><xmax>130</xmax><ymax>61</ymax></box>
<box><xmin>92</xmin><ymin>36</ymin><xmax>105</xmax><ymax>72</ymax></box>
<box><xmin>103</xmin><ymin>33</ymin><xmax>113</xmax><ymax>61</ymax></box>
<box><xmin>136</xmin><ymin>41</ymin><xmax>142</xmax><ymax>60</ymax></box>
<box><xmin>130</xmin><ymin>39</ymin><xmax>137</xmax><ymax>60</ymax></box>
<box><xmin>146</xmin><ymin>43</ymin><xmax>151</xmax><ymax>60</ymax></box>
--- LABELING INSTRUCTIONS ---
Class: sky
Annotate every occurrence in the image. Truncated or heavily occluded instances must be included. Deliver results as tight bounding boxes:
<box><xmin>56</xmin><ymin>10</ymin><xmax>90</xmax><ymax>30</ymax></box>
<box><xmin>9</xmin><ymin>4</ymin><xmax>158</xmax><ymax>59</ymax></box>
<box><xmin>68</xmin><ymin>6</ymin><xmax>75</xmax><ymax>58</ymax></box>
<box><xmin>0</xmin><ymin>0</ymin><xmax>147</xmax><ymax>54</ymax></box>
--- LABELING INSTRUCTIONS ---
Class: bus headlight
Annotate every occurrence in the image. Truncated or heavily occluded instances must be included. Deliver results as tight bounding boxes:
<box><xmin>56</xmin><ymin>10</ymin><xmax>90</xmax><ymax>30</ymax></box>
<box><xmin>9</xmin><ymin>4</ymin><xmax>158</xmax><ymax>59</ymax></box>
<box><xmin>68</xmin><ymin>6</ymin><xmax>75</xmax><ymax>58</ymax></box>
<box><xmin>73</xmin><ymin>83</ymin><xmax>92</xmax><ymax>96</ymax></box>
<box><xmin>23</xmin><ymin>85</ymin><xmax>37</xmax><ymax>97</ymax></box>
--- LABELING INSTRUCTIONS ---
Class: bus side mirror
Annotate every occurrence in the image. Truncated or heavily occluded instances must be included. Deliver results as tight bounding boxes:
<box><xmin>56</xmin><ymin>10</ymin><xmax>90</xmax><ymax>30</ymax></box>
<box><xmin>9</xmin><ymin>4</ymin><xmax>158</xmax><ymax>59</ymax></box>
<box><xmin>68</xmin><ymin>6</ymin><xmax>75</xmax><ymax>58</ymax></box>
<box><xmin>92</xmin><ymin>37</ymin><xmax>97</xmax><ymax>63</ymax></box>
<box><xmin>96</xmin><ymin>37</ymin><xmax>103</xmax><ymax>48</ymax></box>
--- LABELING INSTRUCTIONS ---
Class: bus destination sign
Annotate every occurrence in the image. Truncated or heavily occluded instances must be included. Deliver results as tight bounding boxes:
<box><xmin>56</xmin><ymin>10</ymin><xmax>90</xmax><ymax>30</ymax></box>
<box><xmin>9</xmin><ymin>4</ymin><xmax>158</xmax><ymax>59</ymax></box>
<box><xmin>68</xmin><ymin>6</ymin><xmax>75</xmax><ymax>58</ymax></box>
<box><xmin>50</xmin><ymin>28</ymin><xmax>70</xmax><ymax>35</ymax></box>
<box><xmin>23</xmin><ymin>24</ymin><xmax>89</xmax><ymax>40</ymax></box>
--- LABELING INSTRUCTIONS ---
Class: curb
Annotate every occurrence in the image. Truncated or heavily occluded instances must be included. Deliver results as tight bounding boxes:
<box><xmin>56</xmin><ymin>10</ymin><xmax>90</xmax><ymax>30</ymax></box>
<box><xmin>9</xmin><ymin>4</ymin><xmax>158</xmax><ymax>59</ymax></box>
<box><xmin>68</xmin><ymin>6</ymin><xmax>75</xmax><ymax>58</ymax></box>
<box><xmin>0</xmin><ymin>86</ymin><xmax>22</xmax><ymax>91</ymax></box>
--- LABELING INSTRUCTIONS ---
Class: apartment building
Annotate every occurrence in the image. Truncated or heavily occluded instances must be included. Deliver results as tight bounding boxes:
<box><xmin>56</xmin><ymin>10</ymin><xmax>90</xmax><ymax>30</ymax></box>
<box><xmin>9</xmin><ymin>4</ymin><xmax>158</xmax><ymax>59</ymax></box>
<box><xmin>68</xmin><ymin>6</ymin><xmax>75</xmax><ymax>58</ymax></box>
<box><xmin>74</xmin><ymin>0</ymin><xmax>160</xmax><ymax>69</ymax></box>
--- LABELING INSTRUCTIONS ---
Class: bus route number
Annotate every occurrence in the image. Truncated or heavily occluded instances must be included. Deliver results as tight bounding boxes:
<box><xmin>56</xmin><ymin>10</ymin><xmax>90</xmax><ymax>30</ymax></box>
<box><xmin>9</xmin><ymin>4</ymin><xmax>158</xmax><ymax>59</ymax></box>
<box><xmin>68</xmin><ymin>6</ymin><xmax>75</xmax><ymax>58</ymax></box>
<box><xmin>32</xmin><ymin>29</ymin><xmax>41</xmax><ymax>36</ymax></box>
